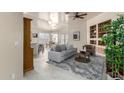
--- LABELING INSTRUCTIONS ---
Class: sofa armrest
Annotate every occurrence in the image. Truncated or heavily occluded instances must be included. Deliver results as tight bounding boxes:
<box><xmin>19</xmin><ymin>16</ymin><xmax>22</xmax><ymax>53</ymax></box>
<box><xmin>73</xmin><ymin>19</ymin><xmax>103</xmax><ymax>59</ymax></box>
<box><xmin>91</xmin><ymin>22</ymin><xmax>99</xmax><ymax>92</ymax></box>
<box><xmin>48</xmin><ymin>51</ymin><xmax>63</xmax><ymax>62</ymax></box>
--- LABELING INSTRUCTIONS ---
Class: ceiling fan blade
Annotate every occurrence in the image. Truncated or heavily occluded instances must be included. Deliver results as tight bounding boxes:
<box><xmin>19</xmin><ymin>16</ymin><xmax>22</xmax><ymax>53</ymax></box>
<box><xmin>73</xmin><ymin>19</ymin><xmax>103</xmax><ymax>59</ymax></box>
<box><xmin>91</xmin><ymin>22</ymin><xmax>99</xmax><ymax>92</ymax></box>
<box><xmin>65</xmin><ymin>12</ymin><xmax>70</xmax><ymax>14</ymax></box>
<box><xmin>78</xmin><ymin>16</ymin><xmax>84</xmax><ymax>19</ymax></box>
<box><xmin>76</xmin><ymin>12</ymin><xmax>78</xmax><ymax>15</ymax></box>
<box><xmin>75</xmin><ymin>12</ymin><xmax>78</xmax><ymax>16</ymax></box>
<box><xmin>73</xmin><ymin>17</ymin><xmax>76</xmax><ymax>20</ymax></box>
<box><xmin>78</xmin><ymin>13</ymin><xmax>87</xmax><ymax>16</ymax></box>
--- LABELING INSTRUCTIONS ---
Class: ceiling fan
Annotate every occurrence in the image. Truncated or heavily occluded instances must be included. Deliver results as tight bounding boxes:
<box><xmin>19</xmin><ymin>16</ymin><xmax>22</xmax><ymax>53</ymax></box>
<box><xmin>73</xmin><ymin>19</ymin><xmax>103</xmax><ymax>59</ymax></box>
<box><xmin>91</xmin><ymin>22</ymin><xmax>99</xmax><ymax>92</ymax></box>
<box><xmin>65</xmin><ymin>12</ymin><xmax>87</xmax><ymax>20</ymax></box>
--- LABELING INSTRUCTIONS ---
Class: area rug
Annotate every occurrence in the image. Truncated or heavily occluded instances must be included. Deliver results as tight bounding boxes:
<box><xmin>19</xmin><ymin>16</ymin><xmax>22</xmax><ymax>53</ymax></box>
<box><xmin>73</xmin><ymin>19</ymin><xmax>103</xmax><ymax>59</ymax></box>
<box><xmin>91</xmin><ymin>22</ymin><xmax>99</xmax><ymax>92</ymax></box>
<box><xmin>47</xmin><ymin>55</ymin><xmax>105</xmax><ymax>80</ymax></box>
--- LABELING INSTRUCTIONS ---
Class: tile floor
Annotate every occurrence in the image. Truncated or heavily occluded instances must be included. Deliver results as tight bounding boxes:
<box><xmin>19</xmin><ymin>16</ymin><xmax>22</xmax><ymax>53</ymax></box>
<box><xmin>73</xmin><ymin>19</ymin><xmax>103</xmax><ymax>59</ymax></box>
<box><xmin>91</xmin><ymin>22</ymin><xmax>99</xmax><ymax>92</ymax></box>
<box><xmin>24</xmin><ymin>48</ymin><xmax>87</xmax><ymax>80</ymax></box>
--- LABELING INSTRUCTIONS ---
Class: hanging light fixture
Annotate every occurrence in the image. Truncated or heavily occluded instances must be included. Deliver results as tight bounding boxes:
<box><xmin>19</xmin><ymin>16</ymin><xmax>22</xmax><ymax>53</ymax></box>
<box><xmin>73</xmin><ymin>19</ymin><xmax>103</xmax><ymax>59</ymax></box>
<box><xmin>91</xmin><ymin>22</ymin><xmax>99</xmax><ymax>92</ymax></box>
<box><xmin>48</xmin><ymin>12</ymin><xmax>68</xmax><ymax>30</ymax></box>
<box><xmin>47</xmin><ymin>12</ymin><xmax>59</xmax><ymax>30</ymax></box>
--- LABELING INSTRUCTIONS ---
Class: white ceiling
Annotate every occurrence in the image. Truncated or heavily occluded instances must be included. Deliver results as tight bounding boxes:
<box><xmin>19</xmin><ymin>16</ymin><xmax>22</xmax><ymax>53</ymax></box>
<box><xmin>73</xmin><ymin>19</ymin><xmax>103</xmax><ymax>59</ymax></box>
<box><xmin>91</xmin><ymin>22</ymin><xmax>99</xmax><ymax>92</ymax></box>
<box><xmin>23</xmin><ymin>12</ymin><xmax>102</xmax><ymax>32</ymax></box>
<box><xmin>85</xmin><ymin>12</ymin><xmax>102</xmax><ymax>20</ymax></box>
<box><xmin>24</xmin><ymin>12</ymin><xmax>101</xmax><ymax>20</ymax></box>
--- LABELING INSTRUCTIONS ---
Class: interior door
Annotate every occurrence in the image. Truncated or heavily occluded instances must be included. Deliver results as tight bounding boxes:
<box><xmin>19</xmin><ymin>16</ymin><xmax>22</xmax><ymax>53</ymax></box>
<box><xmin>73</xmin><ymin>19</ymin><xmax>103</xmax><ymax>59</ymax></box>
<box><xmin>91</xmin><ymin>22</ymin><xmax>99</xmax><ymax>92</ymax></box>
<box><xmin>23</xmin><ymin>17</ymin><xmax>34</xmax><ymax>73</ymax></box>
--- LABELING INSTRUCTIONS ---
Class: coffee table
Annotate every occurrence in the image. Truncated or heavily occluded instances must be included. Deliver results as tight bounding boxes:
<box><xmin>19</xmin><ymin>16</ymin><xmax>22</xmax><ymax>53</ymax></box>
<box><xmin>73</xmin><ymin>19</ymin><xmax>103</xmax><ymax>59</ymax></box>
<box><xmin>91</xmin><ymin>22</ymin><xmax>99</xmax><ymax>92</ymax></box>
<box><xmin>75</xmin><ymin>51</ymin><xmax>90</xmax><ymax>63</ymax></box>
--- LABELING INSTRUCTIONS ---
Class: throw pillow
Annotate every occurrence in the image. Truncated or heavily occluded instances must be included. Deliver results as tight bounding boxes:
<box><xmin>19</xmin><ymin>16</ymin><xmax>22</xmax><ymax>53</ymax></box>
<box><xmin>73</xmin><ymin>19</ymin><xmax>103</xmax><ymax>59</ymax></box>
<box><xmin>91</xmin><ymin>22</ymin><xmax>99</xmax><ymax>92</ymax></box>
<box><xmin>60</xmin><ymin>44</ymin><xmax>66</xmax><ymax>51</ymax></box>
<box><xmin>55</xmin><ymin>45</ymin><xmax>62</xmax><ymax>52</ymax></box>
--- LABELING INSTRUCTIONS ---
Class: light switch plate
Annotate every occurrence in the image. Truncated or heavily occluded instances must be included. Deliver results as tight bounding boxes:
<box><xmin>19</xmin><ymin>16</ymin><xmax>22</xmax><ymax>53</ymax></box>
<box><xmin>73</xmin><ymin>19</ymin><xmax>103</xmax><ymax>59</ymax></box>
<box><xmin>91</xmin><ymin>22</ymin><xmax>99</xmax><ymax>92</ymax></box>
<box><xmin>14</xmin><ymin>41</ymin><xmax>18</xmax><ymax>46</ymax></box>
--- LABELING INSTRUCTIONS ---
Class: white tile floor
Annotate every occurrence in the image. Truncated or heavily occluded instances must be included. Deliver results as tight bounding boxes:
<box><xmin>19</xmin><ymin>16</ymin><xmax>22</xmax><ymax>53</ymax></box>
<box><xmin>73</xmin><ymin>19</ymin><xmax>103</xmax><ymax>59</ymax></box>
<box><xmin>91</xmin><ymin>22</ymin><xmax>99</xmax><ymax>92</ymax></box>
<box><xmin>24</xmin><ymin>48</ymin><xmax>87</xmax><ymax>80</ymax></box>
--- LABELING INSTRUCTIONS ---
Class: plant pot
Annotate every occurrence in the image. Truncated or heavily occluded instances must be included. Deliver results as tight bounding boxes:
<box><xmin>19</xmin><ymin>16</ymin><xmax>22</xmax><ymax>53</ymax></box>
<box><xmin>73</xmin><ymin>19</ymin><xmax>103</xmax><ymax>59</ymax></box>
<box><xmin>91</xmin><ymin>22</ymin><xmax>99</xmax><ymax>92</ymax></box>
<box><xmin>106</xmin><ymin>60</ymin><xmax>123</xmax><ymax>79</ymax></box>
<box><xmin>119</xmin><ymin>70</ymin><xmax>124</xmax><ymax>76</ymax></box>
<box><xmin>107</xmin><ymin>74</ymin><xmax>121</xmax><ymax>80</ymax></box>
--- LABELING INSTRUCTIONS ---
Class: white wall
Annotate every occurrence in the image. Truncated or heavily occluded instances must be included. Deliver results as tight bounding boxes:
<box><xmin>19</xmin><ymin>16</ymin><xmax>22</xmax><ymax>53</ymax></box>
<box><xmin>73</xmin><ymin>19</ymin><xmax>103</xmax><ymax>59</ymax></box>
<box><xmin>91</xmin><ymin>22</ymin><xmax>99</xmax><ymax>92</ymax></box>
<box><xmin>0</xmin><ymin>13</ymin><xmax>23</xmax><ymax>79</ymax></box>
<box><xmin>68</xmin><ymin>18</ymin><xmax>87</xmax><ymax>52</ymax></box>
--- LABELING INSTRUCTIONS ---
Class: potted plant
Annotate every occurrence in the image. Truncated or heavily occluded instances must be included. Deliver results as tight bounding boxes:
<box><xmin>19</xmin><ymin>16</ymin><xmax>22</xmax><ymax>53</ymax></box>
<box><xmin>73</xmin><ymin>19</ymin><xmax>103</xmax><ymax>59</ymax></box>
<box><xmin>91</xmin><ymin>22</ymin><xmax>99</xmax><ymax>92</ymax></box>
<box><xmin>102</xmin><ymin>15</ymin><xmax>124</xmax><ymax>80</ymax></box>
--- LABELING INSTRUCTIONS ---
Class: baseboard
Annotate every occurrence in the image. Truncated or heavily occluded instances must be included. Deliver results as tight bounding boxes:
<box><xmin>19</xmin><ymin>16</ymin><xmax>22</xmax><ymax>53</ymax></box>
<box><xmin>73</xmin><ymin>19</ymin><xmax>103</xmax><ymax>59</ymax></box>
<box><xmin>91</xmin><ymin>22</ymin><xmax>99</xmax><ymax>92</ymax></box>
<box><xmin>24</xmin><ymin>66</ymin><xmax>34</xmax><ymax>73</ymax></box>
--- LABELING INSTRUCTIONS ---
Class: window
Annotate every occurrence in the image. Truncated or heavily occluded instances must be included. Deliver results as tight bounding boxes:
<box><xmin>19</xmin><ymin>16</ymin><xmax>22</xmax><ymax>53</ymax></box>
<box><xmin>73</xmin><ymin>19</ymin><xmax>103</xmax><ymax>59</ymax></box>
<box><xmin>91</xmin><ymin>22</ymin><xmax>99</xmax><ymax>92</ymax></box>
<box><xmin>60</xmin><ymin>33</ymin><xmax>68</xmax><ymax>44</ymax></box>
<box><xmin>38</xmin><ymin>33</ymin><xmax>50</xmax><ymax>44</ymax></box>
<box><xmin>51</xmin><ymin>33</ymin><xmax>58</xmax><ymax>44</ymax></box>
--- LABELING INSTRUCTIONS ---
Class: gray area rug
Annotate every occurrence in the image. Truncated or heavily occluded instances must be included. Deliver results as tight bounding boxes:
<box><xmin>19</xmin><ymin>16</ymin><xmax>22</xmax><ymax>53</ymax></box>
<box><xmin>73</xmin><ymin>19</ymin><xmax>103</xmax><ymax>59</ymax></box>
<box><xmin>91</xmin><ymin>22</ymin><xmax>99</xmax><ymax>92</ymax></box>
<box><xmin>47</xmin><ymin>55</ymin><xmax>105</xmax><ymax>80</ymax></box>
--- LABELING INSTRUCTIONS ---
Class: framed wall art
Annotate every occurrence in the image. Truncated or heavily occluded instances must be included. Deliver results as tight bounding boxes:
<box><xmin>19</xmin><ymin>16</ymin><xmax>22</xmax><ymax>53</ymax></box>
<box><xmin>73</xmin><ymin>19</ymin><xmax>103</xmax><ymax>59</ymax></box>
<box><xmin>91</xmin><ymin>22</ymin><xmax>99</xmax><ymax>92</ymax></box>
<box><xmin>73</xmin><ymin>31</ymin><xmax>80</xmax><ymax>41</ymax></box>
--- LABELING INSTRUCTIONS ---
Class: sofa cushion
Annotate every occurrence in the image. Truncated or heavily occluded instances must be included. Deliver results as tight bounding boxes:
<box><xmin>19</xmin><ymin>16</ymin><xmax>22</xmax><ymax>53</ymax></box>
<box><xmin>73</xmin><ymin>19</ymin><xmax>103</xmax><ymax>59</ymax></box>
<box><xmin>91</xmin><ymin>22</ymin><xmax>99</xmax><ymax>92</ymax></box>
<box><xmin>48</xmin><ymin>46</ymin><xmax>77</xmax><ymax>62</ymax></box>
<box><xmin>60</xmin><ymin>44</ymin><xmax>66</xmax><ymax>51</ymax></box>
<box><xmin>51</xmin><ymin>44</ymin><xmax>74</xmax><ymax>52</ymax></box>
<box><xmin>66</xmin><ymin>45</ymin><xmax>73</xmax><ymax>50</ymax></box>
<box><xmin>51</xmin><ymin>46</ymin><xmax>56</xmax><ymax>51</ymax></box>
<box><xmin>62</xmin><ymin>49</ymin><xmax>71</xmax><ymax>57</ymax></box>
<box><xmin>55</xmin><ymin>45</ymin><xmax>62</xmax><ymax>52</ymax></box>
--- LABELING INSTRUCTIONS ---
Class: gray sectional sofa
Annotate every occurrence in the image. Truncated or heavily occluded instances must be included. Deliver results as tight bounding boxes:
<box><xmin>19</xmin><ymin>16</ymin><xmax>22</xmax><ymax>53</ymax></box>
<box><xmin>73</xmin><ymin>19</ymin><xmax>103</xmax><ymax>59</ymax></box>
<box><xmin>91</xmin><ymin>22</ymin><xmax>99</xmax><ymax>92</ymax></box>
<box><xmin>48</xmin><ymin>44</ymin><xmax>77</xmax><ymax>62</ymax></box>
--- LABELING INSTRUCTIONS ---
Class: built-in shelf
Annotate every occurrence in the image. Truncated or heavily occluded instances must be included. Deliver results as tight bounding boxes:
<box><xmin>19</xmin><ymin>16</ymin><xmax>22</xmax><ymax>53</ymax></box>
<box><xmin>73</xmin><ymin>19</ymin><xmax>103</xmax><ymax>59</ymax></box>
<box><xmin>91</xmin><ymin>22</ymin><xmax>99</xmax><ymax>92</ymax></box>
<box><xmin>90</xmin><ymin>40</ymin><xmax>96</xmax><ymax>45</ymax></box>
<box><xmin>90</xmin><ymin>25</ymin><xmax>96</xmax><ymax>45</ymax></box>
<box><xmin>98</xmin><ymin>40</ymin><xmax>105</xmax><ymax>46</ymax></box>
<box><xmin>90</xmin><ymin>25</ymin><xmax>96</xmax><ymax>38</ymax></box>
<box><xmin>89</xmin><ymin>19</ymin><xmax>111</xmax><ymax>55</ymax></box>
<box><xmin>98</xmin><ymin>20</ymin><xmax>111</xmax><ymax>38</ymax></box>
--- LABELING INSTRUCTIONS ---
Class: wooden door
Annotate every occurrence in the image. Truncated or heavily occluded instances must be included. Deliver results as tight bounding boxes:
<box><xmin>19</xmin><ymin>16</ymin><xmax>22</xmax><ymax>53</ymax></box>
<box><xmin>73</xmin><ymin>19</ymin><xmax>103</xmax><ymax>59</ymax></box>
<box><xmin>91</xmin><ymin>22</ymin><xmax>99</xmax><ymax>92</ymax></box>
<box><xmin>23</xmin><ymin>17</ymin><xmax>34</xmax><ymax>73</ymax></box>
